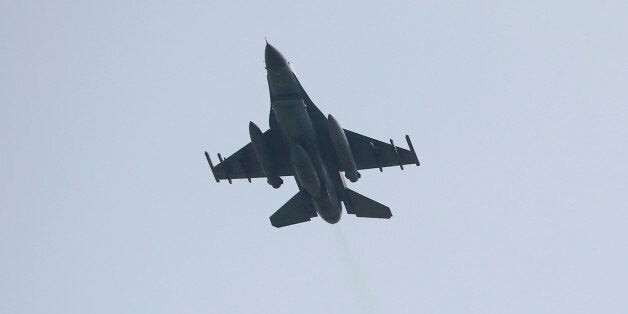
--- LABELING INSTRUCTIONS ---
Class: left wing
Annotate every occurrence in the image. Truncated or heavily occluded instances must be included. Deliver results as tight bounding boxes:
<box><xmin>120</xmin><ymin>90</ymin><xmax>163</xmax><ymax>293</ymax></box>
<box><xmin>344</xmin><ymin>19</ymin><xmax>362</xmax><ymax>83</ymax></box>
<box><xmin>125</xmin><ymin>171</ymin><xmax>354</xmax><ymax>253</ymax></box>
<box><xmin>204</xmin><ymin>129</ymin><xmax>292</xmax><ymax>183</ymax></box>
<box><xmin>344</xmin><ymin>129</ymin><xmax>420</xmax><ymax>171</ymax></box>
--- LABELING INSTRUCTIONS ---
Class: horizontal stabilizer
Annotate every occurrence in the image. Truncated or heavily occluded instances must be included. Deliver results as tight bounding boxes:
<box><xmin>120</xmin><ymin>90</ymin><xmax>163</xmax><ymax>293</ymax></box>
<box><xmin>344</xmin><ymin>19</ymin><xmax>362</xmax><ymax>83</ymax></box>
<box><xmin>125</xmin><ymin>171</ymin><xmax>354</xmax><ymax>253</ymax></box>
<box><xmin>344</xmin><ymin>188</ymin><xmax>392</xmax><ymax>219</ymax></box>
<box><xmin>270</xmin><ymin>190</ymin><xmax>317</xmax><ymax>228</ymax></box>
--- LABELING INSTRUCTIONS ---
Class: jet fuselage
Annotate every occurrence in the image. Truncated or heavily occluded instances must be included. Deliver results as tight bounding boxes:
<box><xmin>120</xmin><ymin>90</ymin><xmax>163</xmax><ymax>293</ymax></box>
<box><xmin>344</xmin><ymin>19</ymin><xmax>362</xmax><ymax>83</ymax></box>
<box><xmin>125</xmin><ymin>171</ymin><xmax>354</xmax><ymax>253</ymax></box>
<box><xmin>204</xmin><ymin>43</ymin><xmax>418</xmax><ymax>227</ymax></box>
<box><xmin>265</xmin><ymin>43</ymin><xmax>343</xmax><ymax>224</ymax></box>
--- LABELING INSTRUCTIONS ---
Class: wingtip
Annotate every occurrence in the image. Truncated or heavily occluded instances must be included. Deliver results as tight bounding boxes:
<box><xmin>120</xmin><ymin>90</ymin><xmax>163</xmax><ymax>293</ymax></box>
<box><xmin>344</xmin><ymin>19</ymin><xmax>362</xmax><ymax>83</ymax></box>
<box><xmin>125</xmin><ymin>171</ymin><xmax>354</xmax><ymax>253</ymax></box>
<box><xmin>405</xmin><ymin>134</ymin><xmax>420</xmax><ymax>166</ymax></box>
<box><xmin>204</xmin><ymin>151</ymin><xmax>220</xmax><ymax>182</ymax></box>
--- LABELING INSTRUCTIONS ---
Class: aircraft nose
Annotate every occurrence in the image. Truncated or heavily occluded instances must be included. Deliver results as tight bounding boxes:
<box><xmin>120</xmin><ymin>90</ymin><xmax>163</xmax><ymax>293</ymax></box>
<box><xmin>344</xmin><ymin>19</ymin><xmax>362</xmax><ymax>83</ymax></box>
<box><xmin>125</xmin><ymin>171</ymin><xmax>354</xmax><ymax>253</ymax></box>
<box><xmin>265</xmin><ymin>42</ymin><xmax>288</xmax><ymax>69</ymax></box>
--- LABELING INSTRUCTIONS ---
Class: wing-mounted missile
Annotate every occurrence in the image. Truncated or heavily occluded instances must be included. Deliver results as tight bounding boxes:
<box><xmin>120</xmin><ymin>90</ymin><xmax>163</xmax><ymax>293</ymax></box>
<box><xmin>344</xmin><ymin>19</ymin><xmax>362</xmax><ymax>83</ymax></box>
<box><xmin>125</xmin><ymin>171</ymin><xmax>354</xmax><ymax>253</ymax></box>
<box><xmin>327</xmin><ymin>115</ymin><xmax>361</xmax><ymax>182</ymax></box>
<box><xmin>249</xmin><ymin>122</ymin><xmax>283</xmax><ymax>188</ymax></box>
<box><xmin>291</xmin><ymin>144</ymin><xmax>321</xmax><ymax>198</ymax></box>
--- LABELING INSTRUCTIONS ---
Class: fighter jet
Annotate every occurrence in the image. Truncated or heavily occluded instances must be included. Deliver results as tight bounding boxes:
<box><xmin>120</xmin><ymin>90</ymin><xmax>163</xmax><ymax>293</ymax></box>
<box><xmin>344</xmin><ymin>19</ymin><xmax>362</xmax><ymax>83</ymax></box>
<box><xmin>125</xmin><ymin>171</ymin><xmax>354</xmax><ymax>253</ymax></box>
<box><xmin>204</xmin><ymin>42</ymin><xmax>420</xmax><ymax>228</ymax></box>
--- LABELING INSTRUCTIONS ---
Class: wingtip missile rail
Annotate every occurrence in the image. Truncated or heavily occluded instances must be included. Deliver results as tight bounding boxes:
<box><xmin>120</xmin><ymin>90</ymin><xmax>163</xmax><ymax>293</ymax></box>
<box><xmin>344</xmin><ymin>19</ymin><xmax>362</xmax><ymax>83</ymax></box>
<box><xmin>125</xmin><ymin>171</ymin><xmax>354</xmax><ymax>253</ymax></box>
<box><xmin>204</xmin><ymin>151</ymin><xmax>219</xmax><ymax>183</ymax></box>
<box><xmin>405</xmin><ymin>135</ymin><xmax>420</xmax><ymax>166</ymax></box>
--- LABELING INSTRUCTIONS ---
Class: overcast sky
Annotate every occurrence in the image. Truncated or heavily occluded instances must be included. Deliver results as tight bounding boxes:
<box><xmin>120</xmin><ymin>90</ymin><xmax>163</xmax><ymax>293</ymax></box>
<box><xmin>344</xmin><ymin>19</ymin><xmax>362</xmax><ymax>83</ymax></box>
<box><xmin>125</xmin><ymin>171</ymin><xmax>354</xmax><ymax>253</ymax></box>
<box><xmin>2</xmin><ymin>1</ymin><xmax>627</xmax><ymax>313</ymax></box>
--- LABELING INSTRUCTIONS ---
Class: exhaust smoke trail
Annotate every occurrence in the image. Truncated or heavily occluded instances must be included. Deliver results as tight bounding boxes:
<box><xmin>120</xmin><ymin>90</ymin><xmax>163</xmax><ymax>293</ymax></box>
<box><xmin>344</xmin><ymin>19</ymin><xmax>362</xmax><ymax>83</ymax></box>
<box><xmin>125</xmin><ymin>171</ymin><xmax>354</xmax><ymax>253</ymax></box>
<box><xmin>330</xmin><ymin>226</ymin><xmax>382</xmax><ymax>314</ymax></box>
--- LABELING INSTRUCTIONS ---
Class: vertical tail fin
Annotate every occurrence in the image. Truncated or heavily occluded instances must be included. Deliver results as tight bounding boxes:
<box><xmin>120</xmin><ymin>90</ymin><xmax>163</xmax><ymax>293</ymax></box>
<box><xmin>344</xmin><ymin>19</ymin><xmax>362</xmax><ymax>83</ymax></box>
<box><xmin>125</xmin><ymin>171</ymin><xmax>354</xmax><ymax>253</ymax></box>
<box><xmin>343</xmin><ymin>189</ymin><xmax>392</xmax><ymax>219</ymax></box>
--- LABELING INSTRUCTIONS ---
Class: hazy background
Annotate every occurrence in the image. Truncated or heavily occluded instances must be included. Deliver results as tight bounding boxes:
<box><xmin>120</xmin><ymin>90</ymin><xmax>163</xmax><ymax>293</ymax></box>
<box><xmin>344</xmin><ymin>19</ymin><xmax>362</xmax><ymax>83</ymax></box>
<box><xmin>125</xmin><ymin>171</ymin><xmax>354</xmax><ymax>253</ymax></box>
<box><xmin>2</xmin><ymin>1</ymin><xmax>626</xmax><ymax>313</ymax></box>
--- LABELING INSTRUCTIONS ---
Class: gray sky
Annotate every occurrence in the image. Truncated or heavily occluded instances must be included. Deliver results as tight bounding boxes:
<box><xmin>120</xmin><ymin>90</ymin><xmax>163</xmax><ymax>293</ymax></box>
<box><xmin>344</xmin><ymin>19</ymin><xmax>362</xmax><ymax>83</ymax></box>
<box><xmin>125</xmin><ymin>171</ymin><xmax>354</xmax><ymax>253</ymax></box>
<box><xmin>2</xmin><ymin>1</ymin><xmax>627</xmax><ymax>313</ymax></box>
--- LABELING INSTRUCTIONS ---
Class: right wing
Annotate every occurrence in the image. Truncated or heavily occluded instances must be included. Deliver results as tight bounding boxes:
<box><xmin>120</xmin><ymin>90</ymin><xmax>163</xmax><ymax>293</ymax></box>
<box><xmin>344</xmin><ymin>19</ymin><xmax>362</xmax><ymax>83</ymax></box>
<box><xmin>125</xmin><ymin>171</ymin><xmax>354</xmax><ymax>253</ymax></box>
<box><xmin>204</xmin><ymin>129</ymin><xmax>292</xmax><ymax>182</ymax></box>
<box><xmin>344</xmin><ymin>129</ymin><xmax>420</xmax><ymax>171</ymax></box>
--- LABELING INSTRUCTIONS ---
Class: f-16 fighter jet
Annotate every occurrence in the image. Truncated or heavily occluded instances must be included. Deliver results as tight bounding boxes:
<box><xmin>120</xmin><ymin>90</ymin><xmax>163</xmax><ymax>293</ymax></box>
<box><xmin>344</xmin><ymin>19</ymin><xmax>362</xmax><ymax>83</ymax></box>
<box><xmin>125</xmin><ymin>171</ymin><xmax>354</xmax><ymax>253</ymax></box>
<box><xmin>204</xmin><ymin>42</ymin><xmax>420</xmax><ymax>228</ymax></box>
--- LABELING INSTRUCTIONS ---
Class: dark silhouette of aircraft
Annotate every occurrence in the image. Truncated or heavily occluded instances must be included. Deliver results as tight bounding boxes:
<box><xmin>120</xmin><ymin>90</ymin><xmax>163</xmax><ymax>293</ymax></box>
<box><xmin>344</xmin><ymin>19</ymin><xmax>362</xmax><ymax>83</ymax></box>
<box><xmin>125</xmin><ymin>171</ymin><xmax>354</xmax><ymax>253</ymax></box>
<box><xmin>204</xmin><ymin>42</ymin><xmax>420</xmax><ymax>228</ymax></box>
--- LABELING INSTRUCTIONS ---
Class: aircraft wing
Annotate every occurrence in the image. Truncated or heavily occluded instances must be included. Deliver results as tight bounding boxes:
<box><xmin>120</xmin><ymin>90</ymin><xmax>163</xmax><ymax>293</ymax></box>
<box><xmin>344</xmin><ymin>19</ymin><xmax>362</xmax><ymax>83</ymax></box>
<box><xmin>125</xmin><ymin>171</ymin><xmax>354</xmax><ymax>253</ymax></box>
<box><xmin>344</xmin><ymin>129</ymin><xmax>420</xmax><ymax>171</ymax></box>
<box><xmin>204</xmin><ymin>129</ymin><xmax>292</xmax><ymax>183</ymax></box>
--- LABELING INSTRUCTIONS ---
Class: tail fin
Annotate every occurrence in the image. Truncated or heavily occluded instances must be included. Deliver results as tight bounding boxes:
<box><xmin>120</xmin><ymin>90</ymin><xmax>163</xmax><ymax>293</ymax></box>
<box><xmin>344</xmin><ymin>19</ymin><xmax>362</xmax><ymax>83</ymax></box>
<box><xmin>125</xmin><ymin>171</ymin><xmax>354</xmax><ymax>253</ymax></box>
<box><xmin>269</xmin><ymin>190</ymin><xmax>317</xmax><ymax>228</ymax></box>
<box><xmin>344</xmin><ymin>188</ymin><xmax>392</xmax><ymax>219</ymax></box>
